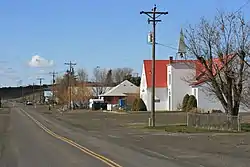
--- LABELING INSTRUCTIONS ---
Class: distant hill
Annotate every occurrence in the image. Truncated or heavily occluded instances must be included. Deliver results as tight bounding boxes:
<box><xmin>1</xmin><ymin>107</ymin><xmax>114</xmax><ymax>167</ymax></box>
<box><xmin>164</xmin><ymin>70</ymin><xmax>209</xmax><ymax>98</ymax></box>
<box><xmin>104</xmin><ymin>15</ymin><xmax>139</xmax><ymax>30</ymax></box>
<box><xmin>0</xmin><ymin>84</ymin><xmax>52</xmax><ymax>99</ymax></box>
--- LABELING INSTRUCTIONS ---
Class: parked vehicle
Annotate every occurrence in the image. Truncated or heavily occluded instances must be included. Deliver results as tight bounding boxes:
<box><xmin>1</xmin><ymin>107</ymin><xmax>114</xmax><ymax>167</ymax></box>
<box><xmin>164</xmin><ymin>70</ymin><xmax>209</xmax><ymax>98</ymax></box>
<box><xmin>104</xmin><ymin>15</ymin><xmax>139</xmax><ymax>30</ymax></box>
<box><xmin>26</xmin><ymin>101</ymin><xmax>33</xmax><ymax>105</ymax></box>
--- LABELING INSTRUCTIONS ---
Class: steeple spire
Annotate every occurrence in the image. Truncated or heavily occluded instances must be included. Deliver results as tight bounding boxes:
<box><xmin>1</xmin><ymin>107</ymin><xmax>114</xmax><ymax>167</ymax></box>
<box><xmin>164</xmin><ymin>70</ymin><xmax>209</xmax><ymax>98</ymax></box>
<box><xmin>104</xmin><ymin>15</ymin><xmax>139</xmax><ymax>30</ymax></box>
<box><xmin>177</xmin><ymin>28</ymin><xmax>186</xmax><ymax>58</ymax></box>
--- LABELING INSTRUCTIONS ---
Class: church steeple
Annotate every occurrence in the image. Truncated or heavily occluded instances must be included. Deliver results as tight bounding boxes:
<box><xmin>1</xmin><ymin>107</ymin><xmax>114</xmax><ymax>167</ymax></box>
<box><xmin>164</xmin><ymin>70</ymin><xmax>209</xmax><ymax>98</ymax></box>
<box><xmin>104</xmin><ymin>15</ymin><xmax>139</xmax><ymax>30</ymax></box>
<box><xmin>177</xmin><ymin>28</ymin><xmax>187</xmax><ymax>59</ymax></box>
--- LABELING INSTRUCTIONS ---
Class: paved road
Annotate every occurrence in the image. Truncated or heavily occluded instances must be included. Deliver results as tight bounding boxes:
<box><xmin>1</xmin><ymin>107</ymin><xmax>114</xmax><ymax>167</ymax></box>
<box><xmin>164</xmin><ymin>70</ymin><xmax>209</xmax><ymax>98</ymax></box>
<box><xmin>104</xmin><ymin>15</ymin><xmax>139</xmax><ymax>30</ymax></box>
<box><xmin>0</xmin><ymin>106</ymin><xmax>110</xmax><ymax>167</ymax></box>
<box><xmin>3</xmin><ymin>103</ymin><xmax>202</xmax><ymax>167</ymax></box>
<box><xmin>2</xmin><ymin>103</ymin><xmax>249</xmax><ymax>167</ymax></box>
<box><xmin>0</xmin><ymin>103</ymin><xmax>196</xmax><ymax>167</ymax></box>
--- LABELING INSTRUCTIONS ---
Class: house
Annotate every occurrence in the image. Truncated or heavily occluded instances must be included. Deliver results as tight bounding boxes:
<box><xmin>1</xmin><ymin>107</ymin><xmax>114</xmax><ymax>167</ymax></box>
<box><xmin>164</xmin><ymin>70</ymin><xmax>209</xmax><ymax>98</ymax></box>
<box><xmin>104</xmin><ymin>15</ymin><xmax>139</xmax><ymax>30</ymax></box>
<box><xmin>99</xmin><ymin>80</ymin><xmax>139</xmax><ymax>105</ymax></box>
<box><xmin>140</xmin><ymin>58</ymin><xmax>198</xmax><ymax>111</ymax></box>
<box><xmin>140</xmin><ymin>56</ymin><xmax>249</xmax><ymax>112</ymax></box>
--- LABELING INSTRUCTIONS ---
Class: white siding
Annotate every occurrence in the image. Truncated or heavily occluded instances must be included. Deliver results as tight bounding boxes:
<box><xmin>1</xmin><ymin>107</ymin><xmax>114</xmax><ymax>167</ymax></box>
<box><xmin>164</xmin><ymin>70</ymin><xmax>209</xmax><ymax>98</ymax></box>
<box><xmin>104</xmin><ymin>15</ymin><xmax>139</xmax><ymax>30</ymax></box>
<box><xmin>169</xmin><ymin>63</ymin><xmax>194</xmax><ymax>110</ymax></box>
<box><xmin>140</xmin><ymin>64</ymin><xmax>148</xmax><ymax>110</ymax></box>
<box><xmin>146</xmin><ymin>87</ymin><xmax>168</xmax><ymax>111</ymax></box>
<box><xmin>195</xmin><ymin>83</ymin><xmax>249</xmax><ymax>113</ymax></box>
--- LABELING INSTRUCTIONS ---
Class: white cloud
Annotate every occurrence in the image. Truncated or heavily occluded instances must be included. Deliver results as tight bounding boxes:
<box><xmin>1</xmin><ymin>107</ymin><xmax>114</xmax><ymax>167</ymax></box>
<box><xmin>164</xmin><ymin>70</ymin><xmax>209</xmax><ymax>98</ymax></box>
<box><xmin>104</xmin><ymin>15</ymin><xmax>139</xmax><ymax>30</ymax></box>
<box><xmin>28</xmin><ymin>55</ymin><xmax>54</xmax><ymax>67</ymax></box>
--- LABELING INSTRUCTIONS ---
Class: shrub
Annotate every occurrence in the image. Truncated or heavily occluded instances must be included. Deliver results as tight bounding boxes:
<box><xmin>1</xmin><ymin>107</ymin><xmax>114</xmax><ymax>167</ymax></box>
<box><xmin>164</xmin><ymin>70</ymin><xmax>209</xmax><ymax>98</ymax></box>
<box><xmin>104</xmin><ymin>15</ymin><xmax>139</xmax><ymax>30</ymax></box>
<box><xmin>186</xmin><ymin>95</ymin><xmax>197</xmax><ymax>112</ymax></box>
<box><xmin>182</xmin><ymin>94</ymin><xmax>190</xmax><ymax>111</ymax></box>
<box><xmin>211</xmin><ymin>109</ymin><xmax>223</xmax><ymax>114</ymax></box>
<box><xmin>132</xmin><ymin>98</ymin><xmax>147</xmax><ymax>111</ymax></box>
<box><xmin>132</xmin><ymin>98</ymin><xmax>138</xmax><ymax>111</ymax></box>
<box><xmin>137</xmin><ymin>98</ymin><xmax>147</xmax><ymax>111</ymax></box>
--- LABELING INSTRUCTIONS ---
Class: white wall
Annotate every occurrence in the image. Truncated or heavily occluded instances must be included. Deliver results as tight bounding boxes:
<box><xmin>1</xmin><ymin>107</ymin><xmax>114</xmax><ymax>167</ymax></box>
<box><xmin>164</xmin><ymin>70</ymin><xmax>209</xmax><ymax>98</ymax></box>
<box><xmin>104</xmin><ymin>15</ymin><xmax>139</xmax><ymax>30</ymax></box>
<box><xmin>140</xmin><ymin>64</ymin><xmax>148</xmax><ymax>110</ymax></box>
<box><xmin>168</xmin><ymin>63</ymin><xmax>194</xmax><ymax>110</ymax></box>
<box><xmin>146</xmin><ymin>87</ymin><xmax>168</xmax><ymax>111</ymax></box>
<box><xmin>195</xmin><ymin>84</ymin><xmax>249</xmax><ymax>113</ymax></box>
<box><xmin>140</xmin><ymin>64</ymin><xmax>168</xmax><ymax>111</ymax></box>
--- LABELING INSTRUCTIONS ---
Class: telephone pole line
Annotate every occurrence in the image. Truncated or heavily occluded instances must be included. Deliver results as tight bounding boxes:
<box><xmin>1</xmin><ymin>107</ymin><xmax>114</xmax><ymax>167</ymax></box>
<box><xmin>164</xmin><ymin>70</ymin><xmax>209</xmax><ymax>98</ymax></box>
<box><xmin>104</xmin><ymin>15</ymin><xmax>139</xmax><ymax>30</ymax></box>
<box><xmin>64</xmin><ymin>61</ymin><xmax>76</xmax><ymax>110</ymax></box>
<box><xmin>37</xmin><ymin>77</ymin><xmax>44</xmax><ymax>104</ymax></box>
<box><xmin>140</xmin><ymin>5</ymin><xmax>168</xmax><ymax>127</ymax></box>
<box><xmin>49</xmin><ymin>71</ymin><xmax>58</xmax><ymax>107</ymax></box>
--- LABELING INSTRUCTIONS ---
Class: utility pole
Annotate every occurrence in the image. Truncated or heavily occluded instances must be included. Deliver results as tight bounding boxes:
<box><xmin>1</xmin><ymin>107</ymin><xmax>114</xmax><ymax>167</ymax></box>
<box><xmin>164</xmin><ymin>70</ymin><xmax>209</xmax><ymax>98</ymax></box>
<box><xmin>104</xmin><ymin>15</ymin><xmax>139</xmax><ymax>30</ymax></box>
<box><xmin>49</xmin><ymin>71</ymin><xmax>58</xmax><ymax>107</ymax></box>
<box><xmin>140</xmin><ymin>5</ymin><xmax>168</xmax><ymax>127</ymax></box>
<box><xmin>37</xmin><ymin>77</ymin><xmax>44</xmax><ymax>104</ymax></box>
<box><xmin>19</xmin><ymin>80</ymin><xmax>24</xmax><ymax>102</ymax></box>
<box><xmin>65</xmin><ymin>61</ymin><xmax>76</xmax><ymax>110</ymax></box>
<box><xmin>32</xmin><ymin>82</ymin><xmax>35</xmax><ymax>102</ymax></box>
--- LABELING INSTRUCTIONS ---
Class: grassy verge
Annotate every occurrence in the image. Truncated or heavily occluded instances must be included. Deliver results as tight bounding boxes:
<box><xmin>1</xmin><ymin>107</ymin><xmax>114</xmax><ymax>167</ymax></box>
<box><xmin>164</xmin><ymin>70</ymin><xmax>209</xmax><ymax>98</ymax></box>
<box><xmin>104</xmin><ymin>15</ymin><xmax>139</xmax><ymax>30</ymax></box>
<box><xmin>241</xmin><ymin>123</ymin><xmax>250</xmax><ymax>132</ymax></box>
<box><xmin>143</xmin><ymin>125</ymin><xmax>242</xmax><ymax>133</ymax></box>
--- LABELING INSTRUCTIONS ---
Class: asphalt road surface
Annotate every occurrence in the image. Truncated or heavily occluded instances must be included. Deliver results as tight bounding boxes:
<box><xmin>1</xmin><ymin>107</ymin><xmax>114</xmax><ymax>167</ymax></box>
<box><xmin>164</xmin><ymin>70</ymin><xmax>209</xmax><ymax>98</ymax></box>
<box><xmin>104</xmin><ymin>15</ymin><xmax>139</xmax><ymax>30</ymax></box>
<box><xmin>0</xmin><ymin>106</ymin><xmax>112</xmax><ymax>167</ymax></box>
<box><xmin>1</xmin><ymin>103</ymin><xmax>250</xmax><ymax>167</ymax></box>
<box><xmin>0</xmin><ymin>103</ymin><xmax>195</xmax><ymax>167</ymax></box>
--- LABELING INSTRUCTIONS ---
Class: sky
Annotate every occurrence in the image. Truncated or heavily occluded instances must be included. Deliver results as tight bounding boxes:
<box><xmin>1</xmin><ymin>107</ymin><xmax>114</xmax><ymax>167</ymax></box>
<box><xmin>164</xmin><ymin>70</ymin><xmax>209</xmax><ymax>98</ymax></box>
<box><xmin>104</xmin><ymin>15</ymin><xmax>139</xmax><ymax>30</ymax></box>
<box><xmin>0</xmin><ymin>0</ymin><xmax>250</xmax><ymax>87</ymax></box>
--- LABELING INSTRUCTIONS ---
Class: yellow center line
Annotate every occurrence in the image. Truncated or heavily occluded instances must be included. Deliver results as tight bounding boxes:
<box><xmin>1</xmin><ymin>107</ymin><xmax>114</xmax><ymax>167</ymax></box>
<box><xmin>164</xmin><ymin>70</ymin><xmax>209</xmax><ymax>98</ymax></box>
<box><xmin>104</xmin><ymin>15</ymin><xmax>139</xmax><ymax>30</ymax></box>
<box><xmin>19</xmin><ymin>108</ymin><xmax>123</xmax><ymax>167</ymax></box>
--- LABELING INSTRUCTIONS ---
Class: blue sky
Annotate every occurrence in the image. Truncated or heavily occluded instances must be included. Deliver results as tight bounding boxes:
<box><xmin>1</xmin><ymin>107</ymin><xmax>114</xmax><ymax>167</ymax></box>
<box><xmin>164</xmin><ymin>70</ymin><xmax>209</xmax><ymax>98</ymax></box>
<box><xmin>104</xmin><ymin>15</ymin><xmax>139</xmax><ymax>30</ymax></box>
<box><xmin>0</xmin><ymin>0</ymin><xmax>250</xmax><ymax>87</ymax></box>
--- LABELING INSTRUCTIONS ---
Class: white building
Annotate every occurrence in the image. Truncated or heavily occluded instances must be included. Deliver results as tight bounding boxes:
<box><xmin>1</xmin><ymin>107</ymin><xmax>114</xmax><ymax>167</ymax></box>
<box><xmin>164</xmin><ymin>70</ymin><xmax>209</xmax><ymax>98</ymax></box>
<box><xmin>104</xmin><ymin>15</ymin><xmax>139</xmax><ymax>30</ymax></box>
<box><xmin>140</xmin><ymin>57</ymin><xmax>248</xmax><ymax>112</ymax></box>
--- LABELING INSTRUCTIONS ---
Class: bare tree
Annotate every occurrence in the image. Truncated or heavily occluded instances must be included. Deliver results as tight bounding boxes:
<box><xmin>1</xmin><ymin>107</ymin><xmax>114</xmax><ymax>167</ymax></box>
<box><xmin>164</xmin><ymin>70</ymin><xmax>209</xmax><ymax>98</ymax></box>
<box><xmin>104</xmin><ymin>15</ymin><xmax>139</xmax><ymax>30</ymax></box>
<box><xmin>112</xmin><ymin>67</ymin><xmax>133</xmax><ymax>83</ymax></box>
<box><xmin>77</xmin><ymin>68</ymin><xmax>88</xmax><ymax>82</ymax></box>
<box><xmin>185</xmin><ymin>12</ymin><xmax>250</xmax><ymax>116</ymax></box>
<box><xmin>75</xmin><ymin>68</ymin><xmax>92</xmax><ymax>102</ymax></box>
<box><xmin>92</xmin><ymin>67</ymin><xmax>108</xmax><ymax>97</ymax></box>
<box><xmin>54</xmin><ymin>76</ymin><xmax>68</xmax><ymax>105</ymax></box>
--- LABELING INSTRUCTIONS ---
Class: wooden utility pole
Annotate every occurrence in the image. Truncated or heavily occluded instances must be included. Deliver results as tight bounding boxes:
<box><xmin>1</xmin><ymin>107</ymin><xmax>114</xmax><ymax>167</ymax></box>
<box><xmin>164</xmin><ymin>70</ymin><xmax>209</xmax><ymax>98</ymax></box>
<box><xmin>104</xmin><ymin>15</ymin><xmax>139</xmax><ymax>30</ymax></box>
<box><xmin>140</xmin><ymin>5</ymin><xmax>168</xmax><ymax>127</ymax></box>
<box><xmin>32</xmin><ymin>82</ymin><xmax>35</xmax><ymax>102</ymax></box>
<box><xmin>65</xmin><ymin>61</ymin><xmax>76</xmax><ymax>110</ymax></box>
<box><xmin>37</xmin><ymin>77</ymin><xmax>44</xmax><ymax>104</ymax></box>
<box><xmin>49</xmin><ymin>71</ymin><xmax>58</xmax><ymax>107</ymax></box>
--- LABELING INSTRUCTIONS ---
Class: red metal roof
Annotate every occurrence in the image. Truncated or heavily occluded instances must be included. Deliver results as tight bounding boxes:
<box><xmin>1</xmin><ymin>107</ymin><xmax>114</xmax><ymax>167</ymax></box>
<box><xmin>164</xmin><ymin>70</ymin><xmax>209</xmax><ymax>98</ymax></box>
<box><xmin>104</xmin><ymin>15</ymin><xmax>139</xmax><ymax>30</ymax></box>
<box><xmin>144</xmin><ymin>60</ymin><xmax>170</xmax><ymax>88</ymax></box>
<box><xmin>191</xmin><ymin>54</ymin><xmax>236</xmax><ymax>86</ymax></box>
<box><xmin>143</xmin><ymin>56</ymin><xmax>235</xmax><ymax>88</ymax></box>
<box><xmin>144</xmin><ymin>59</ymin><xmax>200</xmax><ymax>88</ymax></box>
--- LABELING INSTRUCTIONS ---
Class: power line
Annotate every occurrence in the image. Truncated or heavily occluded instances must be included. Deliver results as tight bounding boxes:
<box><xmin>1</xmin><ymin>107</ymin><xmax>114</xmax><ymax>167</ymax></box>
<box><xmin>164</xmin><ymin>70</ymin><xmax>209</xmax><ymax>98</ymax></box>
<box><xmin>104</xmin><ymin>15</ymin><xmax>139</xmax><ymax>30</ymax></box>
<box><xmin>140</xmin><ymin>5</ymin><xmax>168</xmax><ymax>127</ymax></box>
<box><xmin>234</xmin><ymin>0</ymin><xmax>250</xmax><ymax>14</ymax></box>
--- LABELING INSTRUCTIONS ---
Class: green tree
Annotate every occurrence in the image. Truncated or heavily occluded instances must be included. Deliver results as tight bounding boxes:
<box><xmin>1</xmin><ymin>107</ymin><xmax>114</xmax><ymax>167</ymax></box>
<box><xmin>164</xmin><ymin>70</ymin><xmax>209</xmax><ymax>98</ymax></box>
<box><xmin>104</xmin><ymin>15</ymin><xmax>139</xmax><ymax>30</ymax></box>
<box><xmin>105</xmin><ymin>69</ymin><xmax>113</xmax><ymax>86</ymax></box>
<box><xmin>182</xmin><ymin>94</ymin><xmax>190</xmax><ymax>111</ymax></box>
<box><xmin>186</xmin><ymin>95</ymin><xmax>197</xmax><ymax>112</ymax></box>
<box><xmin>124</xmin><ymin>74</ymin><xmax>141</xmax><ymax>86</ymax></box>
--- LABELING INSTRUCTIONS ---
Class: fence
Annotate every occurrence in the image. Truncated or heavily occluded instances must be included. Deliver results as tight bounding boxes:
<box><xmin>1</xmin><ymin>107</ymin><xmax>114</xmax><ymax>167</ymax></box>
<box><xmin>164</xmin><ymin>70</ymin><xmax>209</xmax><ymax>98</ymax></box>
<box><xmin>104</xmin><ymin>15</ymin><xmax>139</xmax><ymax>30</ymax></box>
<box><xmin>187</xmin><ymin>113</ymin><xmax>241</xmax><ymax>131</ymax></box>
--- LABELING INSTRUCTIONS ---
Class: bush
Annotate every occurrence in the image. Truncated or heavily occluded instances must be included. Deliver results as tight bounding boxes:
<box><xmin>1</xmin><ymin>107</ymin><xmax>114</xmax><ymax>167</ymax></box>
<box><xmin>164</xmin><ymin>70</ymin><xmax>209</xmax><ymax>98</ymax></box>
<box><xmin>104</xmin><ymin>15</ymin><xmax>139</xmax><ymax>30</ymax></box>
<box><xmin>137</xmin><ymin>98</ymin><xmax>147</xmax><ymax>111</ymax></box>
<box><xmin>186</xmin><ymin>95</ymin><xmax>197</xmax><ymax>112</ymax></box>
<box><xmin>132</xmin><ymin>98</ymin><xmax>138</xmax><ymax>111</ymax></box>
<box><xmin>182</xmin><ymin>94</ymin><xmax>190</xmax><ymax>111</ymax></box>
<box><xmin>211</xmin><ymin>109</ymin><xmax>223</xmax><ymax>114</ymax></box>
<box><xmin>132</xmin><ymin>98</ymin><xmax>147</xmax><ymax>111</ymax></box>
